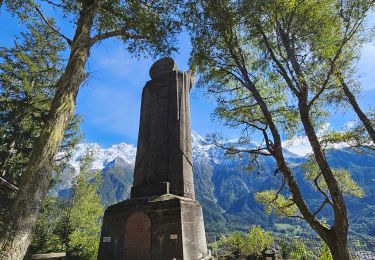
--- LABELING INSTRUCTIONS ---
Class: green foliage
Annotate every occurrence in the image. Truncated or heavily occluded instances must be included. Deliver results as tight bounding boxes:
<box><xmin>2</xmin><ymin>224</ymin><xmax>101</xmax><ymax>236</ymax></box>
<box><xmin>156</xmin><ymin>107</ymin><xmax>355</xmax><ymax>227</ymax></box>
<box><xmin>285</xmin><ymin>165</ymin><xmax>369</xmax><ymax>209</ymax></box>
<box><xmin>0</xmin><ymin>19</ymin><xmax>82</xmax><ymax>185</ymax></box>
<box><xmin>302</xmin><ymin>156</ymin><xmax>365</xmax><ymax>198</ymax></box>
<box><xmin>321</xmin><ymin>112</ymin><xmax>375</xmax><ymax>151</ymax></box>
<box><xmin>28</xmin><ymin>151</ymin><xmax>104</xmax><ymax>259</ymax></box>
<box><xmin>290</xmin><ymin>239</ymin><xmax>315</xmax><ymax>260</ymax></box>
<box><xmin>27</xmin><ymin>196</ymin><xmax>69</xmax><ymax>254</ymax></box>
<box><xmin>0</xmin><ymin>19</ymin><xmax>82</xmax><ymax>239</ymax></box>
<box><xmin>255</xmin><ymin>190</ymin><xmax>298</xmax><ymax>217</ymax></box>
<box><xmin>245</xmin><ymin>225</ymin><xmax>273</xmax><ymax>256</ymax></box>
<box><xmin>218</xmin><ymin>225</ymin><xmax>273</xmax><ymax>258</ymax></box>
<box><xmin>279</xmin><ymin>238</ymin><xmax>315</xmax><ymax>260</ymax></box>
<box><xmin>69</xmin><ymin>152</ymin><xmax>104</xmax><ymax>260</ymax></box>
<box><xmin>187</xmin><ymin>0</ymin><xmax>373</xmax><ymax>146</ymax></box>
<box><xmin>219</xmin><ymin>231</ymin><xmax>247</xmax><ymax>258</ymax></box>
<box><xmin>320</xmin><ymin>242</ymin><xmax>333</xmax><ymax>260</ymax></box>
<box><xmin>3</xmin><ymin>0</ymin><xmax>183</xmax><ymax>58</ymax></box>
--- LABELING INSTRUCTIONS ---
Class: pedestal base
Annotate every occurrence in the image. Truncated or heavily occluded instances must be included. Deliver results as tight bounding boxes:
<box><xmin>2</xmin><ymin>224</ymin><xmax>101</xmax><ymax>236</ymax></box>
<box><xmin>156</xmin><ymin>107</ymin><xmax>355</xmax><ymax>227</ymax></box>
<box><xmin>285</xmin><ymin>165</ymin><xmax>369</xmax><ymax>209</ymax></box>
<box><xmin>98</xmin><ymin>194</ymin><xmax>208</xmax><ymax>260</ymax></box>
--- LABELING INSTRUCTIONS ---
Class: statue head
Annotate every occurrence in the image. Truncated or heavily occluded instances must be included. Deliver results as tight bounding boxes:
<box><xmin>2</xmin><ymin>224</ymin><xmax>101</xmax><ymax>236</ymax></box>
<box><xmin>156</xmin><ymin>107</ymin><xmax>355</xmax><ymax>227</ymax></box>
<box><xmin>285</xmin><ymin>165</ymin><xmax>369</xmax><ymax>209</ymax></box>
<box><xmin>149</xmin><ymin>57</ymin><xmax>178</xmax><ymax>79</ymax></box>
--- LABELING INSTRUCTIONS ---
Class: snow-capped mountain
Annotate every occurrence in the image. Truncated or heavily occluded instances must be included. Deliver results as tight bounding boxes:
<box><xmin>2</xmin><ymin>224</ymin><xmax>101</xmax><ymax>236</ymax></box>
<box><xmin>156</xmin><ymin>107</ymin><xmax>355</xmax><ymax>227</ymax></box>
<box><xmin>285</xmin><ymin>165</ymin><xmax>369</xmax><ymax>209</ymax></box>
<box><xmin>55</xmin><ymin>133</ymin><xmax>375</xmax><ymax>248</ymax></box>
<box><xmin>70</xmin><ymin>142</ymin><xmax>137</xmax><ymax>171</ymax></box>
<box><xmin>69</xmin><ymin>132</ymin><xmax>305</xmax><ymax>178</ymax></box>
<box><xmin>72</xmin><ymin>132</ymin><xmax>228</xmax><ymax>172</ymax></box>
<box><xmin>65</xmin><ymin>132</ymin><xmax>303</xmax><ymax>188</ymax></box>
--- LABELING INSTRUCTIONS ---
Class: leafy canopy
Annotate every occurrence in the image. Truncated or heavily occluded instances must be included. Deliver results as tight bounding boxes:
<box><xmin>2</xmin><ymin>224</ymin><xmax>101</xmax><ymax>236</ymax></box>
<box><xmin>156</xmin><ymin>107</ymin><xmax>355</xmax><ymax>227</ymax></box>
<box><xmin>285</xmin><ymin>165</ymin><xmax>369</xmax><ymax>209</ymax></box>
<box><xmin>3</xmin><ymin>0</ymin><xmax>184</xmax><ymax>57</ymax></box>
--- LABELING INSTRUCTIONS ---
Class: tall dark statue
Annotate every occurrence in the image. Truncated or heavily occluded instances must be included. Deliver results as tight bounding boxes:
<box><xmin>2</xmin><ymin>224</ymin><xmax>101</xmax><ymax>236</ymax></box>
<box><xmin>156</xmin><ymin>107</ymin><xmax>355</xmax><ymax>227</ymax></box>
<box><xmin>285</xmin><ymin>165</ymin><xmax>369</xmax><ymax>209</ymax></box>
<box><xmin>132</xmin><ymin>57</ymin><xmax>195</xmax><ymax>199</ymax></box>
<box><xmin>98</xmin><ymin>58</ymin><xmax>210</xmax><ymax>260</ymax></box>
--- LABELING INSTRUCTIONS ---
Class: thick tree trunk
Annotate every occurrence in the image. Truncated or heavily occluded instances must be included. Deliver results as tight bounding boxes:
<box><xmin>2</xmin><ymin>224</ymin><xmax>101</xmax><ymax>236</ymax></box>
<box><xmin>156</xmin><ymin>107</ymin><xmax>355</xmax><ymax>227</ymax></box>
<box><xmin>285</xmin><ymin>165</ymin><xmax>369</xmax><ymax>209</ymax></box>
<box><xmin>338</xmin><ymin>75</ymin><xmax>375</xmax><ymax>143</ymax></box>
<box><xmin>0</xmin><ymin>3</ymin><xmax>97</xmax><ymax>259</ymax></box>
<box><xmin>326</xmin><ymin>228</ymin><xmax>352</xmax><ymax>260</ymax></box>
<box><xmin>298</xmin><ymin>98</ymin><xmax>351</xmax><ymax>260</ymax></box>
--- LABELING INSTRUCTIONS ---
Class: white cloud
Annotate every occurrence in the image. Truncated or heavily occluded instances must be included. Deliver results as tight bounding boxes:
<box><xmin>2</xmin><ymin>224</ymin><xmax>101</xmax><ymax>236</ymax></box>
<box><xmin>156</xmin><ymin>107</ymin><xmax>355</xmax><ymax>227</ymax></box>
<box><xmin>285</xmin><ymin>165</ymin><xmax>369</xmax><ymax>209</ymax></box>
<box><xmin>282</xmin><ymin>136</ymin><xmax>313</xmax><ymax>156</ymax></box>
<box><xmin>76</xmin><ymin>42</ymin><xmax>157</xmax><ymax>144</ymax></box>
<box><xmin>282</xmin><ymin>122</ymin><xmax>349</xmax><ymax>156</ymax></box>
<box><xmin>344</xmin><ymin>120</ymin><xmax>356</xmax><ymax>129</ymax></box>
<box><xmin>357</xmin><ymin>13</ymin><xmax>375</xmax><ymax>91</ymax></box>
<box><xmin>357</xmin><ymin>43</ymin><xmax>375</xmax><ymax>91</ymax></box>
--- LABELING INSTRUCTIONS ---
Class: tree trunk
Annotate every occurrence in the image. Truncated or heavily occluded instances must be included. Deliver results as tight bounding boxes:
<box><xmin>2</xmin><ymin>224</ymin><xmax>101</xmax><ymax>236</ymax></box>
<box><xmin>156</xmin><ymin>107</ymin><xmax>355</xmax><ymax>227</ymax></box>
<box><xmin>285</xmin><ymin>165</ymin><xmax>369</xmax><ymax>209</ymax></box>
<box><xmin>254</xmin><ymin>23</ymin><xmax>351</xmax><ymax>259</ymax></box>
<box><xmin>243</xmin><ymin>78</ymin><xmax>351</xmax><ymax>260</ymax></box>
<box><xmin>338</xmin><ymin>74</ymin><xmax>375</xmax><ymax>143</ymax></box>
<box><xmin>327</xmin><ymin>230</ymin><xmax>352</xmax><ymax>260</ymax></box>
<box><xmin>0</xmin><ymin>3</ymin><xmax>97</xmax><ymax>259</ymax></box>
<box><xmin>298</xmin><ymin>98</ymin><xmax>351</xmax><ymax>260</ymax></box>
<box><xmin>237</xmin><ymin>69</ymin><xmax>331</xmax><ymax>245</ymax></box>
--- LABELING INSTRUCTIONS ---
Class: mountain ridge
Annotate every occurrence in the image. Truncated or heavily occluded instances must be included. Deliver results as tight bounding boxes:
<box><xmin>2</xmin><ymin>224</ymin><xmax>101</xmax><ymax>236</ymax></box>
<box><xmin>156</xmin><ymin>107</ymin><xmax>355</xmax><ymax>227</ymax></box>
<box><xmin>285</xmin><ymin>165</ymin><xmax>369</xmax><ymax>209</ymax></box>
<box><xmin>58</xmin><ymin>133</ymin><xmax>375</xmax><ymax>250</ymax></box>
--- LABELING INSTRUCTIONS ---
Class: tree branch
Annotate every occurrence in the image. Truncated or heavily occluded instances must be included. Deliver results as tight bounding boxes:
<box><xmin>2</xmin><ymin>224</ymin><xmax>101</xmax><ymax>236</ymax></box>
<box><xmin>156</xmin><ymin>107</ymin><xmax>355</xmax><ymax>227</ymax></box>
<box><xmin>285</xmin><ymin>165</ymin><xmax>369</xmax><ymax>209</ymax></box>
<box><xmin>256</xmin><ymin>23</ymin><xmax>300</xmax><ymax>96</ymax></box>
<box><xmin>308</xmin><ymin>2</ymin><xmax>372</xmax><ymax>108</ymax></box>
<box><xmin>32</xmin><ymin>4</ymin><xmax>72</xmax><ymax>45</ymax></box>
<box><xmin>224</xmin><ymin>145</ymin><xmax>272</xmax><ymax>157</ymax></box>
<box><xmin>89</xmin><ymin>29</ymin><xmax>143</xmax><ymax>46</ymax></box>
<box><xmin>313</xmin><ymin>172</ymin><xmax>333</xmax><ymax>206</ymax></box>
<box><xmin>270</xmin><ymin>177</ymin><xmax>287</xmax><ymax>203</ymax></box>
<box><xmin>313</xmin><ymin>198</ymin><xmax>330</xmax><ymax>217</ymax></box>
<box><xmin>41</xmin><ymin>0</ymin><xmax>68</xmax><ymax>10</ymax></box>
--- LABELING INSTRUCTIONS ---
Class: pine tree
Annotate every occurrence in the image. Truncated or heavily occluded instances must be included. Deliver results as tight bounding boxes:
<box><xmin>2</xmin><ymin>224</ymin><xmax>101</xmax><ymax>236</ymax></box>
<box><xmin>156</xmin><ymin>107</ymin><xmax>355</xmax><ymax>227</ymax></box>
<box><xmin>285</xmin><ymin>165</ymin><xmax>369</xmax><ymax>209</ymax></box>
<box><xmin>68</xmin><ymin>152</ymin><xmax>104</xmax><ymax>259</ymax></box>
<box><xmin>0</xmin><ymin>20</ymin><xmax>81</xmax><ymax>185</ymax></box>
<box><xmin>0</xmin><ymin>20</ymin><xmax>82</xmax><ymax>234</ymax></box>
<box><xmin>27</xmin><ymin>151</ymin><xmax>103</xmax><ymax>259</ymax></box>
<box><xmin>0</xmin><ymin>1</ymin><xmax>182</xmax><ymax>257</ymax></box>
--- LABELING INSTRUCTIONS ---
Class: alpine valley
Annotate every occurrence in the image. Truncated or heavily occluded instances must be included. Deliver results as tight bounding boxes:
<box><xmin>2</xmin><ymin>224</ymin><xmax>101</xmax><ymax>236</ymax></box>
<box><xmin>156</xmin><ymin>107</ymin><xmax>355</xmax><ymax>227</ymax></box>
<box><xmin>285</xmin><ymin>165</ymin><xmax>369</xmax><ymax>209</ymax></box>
<box><xmin>53</xmin><ymin>133</ymin><xmax>375</xmax><ymax>251</ymax></box>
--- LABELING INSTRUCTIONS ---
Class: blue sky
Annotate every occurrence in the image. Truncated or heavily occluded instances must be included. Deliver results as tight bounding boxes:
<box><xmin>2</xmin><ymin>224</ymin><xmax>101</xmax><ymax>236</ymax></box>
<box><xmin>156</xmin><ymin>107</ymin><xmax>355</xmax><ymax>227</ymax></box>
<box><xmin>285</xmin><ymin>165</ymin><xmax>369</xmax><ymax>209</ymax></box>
<box><xmin>1</xmin><ymin>7</ymin><xmax>374</xmax><ymax>154</ymax></box>
<box><xmin>0</xmin><ymin>8</ymin><xmax>234</xmax><ymax>147</ymax></box>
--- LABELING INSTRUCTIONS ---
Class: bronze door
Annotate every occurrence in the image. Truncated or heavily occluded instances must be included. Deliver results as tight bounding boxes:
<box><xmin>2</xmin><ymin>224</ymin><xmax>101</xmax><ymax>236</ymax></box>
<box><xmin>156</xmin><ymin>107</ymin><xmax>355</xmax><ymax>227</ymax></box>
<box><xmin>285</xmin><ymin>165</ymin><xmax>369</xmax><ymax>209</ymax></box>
<box><xmin>124</xmin><ymin>211</ymin><xmax>151</xmax><ymax>260</ymax></box>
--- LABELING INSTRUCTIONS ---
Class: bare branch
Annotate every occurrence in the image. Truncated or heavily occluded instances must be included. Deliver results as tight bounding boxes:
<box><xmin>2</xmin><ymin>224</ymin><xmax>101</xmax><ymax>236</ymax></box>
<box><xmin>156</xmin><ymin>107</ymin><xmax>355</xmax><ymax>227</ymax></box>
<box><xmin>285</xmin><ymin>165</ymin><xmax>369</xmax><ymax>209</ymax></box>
<box><xmin>313</xmin><ymin>172</ymin><xmax>333</xmax><ymax>206</ymax></box>
<box><xmin>41</xmin><ymin>0</ymin><xmax>67</xmax><ymax>10</ymax></box>
<box><xmin>270</xmin><ymin>177</ymin><xmax>287</xmax><ymax>203</ymax></box>
<box><xmin>216</xmin><ymin>64</ymin><xmax>247</xmax><ymax>87</ymax></box>
<box><xmin>279</xmin><ymin>200</ymin><xmax>304</xmax><ymax>219</ymax></box>
<box><xmin>313</xmin><ymin>198</ymin><xmax>330</xmax><ymax>217</ymax></box>
<box><xmin>279</xmin><ymin>201</ymin><xmax>295</xmax><ymax>209</ymax></box>
<box><xmin>285</xmin><ymin>214</ymin><xmax>305</xmax><ymax>220</ymax></box>
<box><xmin>32</xmin><ymin>4</ymin><xmax>72</xmax><ymax>45</ymax></box>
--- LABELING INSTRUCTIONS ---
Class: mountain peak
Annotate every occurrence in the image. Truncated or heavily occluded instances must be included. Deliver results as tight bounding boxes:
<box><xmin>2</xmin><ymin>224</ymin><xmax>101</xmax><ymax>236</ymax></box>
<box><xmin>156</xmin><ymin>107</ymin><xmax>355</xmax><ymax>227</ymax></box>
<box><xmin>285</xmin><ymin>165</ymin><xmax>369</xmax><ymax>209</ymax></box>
<box><xmin>71</xmin><ymin>142</ymin><xmax>136</xmax><ymax>170</ymax></box>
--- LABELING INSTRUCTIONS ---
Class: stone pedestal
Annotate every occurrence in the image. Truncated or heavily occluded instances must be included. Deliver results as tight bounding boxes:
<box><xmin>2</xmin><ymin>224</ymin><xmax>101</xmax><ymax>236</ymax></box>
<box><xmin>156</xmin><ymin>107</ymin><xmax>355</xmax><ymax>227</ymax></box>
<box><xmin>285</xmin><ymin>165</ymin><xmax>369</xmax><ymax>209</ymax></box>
<box><xmin>98</xmin><ymin>195</ymin><xmax>208</xmax><ymax>260</ymax></box>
